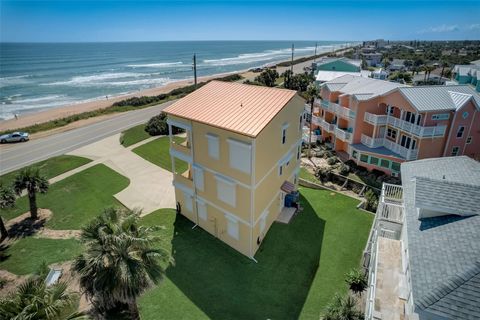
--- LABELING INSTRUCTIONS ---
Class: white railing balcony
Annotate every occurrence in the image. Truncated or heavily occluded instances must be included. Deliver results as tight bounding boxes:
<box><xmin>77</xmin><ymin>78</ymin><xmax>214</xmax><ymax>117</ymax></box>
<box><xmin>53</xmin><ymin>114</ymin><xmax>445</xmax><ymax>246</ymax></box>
<box><xmin>334</xmin><ymin>127</ymin><xmax>353</xmax><ymax>143</ymax></box>
<box><xmin>381</xmin><ymin>183</ymin><xmax>404</xmax><ymax>208</ymax></box>
<box><xmin>311</xmin><ymin>115</ymin><xmax>321</xmax><ymax>126</ymax></box>
<box><xmin>304</xmin><ymin>104</ymin><xmax>311</xmax><ymax>114</ymax></box>
<box><xmin>331</xmin><ymin>102</ymin><xmax>356</xmax><ymax>119</ymax></box>
<box><xmin>320</xmin><ymin>119</ymin><xmax>336</xmax><ymax>133</ymax></box>
<box><xmin>383</xmin><ymin>139</ymin><xmax>419</xmax><ymax>160</ymax></box>
<box><xmin>364</xmin><ymin>112</ymin><xmax>447</xmax><ymax>138</ymax></box>
<box><xmin>361</xmin><ymin>134</ymin><xmax>384</xmax><ymax>148</ymax></box>
<box><xmin>364</xmin><ymin>112</ymin><xmax>387</xmax><ymax>125</ymax></box>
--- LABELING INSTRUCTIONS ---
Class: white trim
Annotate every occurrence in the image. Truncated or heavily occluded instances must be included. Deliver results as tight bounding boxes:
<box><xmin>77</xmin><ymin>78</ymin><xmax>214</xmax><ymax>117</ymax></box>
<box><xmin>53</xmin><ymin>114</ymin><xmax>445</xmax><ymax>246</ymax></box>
<box><xmin>173</xmin><ymin>182</ymin><xmax>194</xmax><ymax>196</ymax></box>
<box><xmin>167</xmin><ymin>119</ymin><xmax>191</xmax><ymax>131</ymax></box>
<box><xmin>214</xmin><ymin>173</ymin><xmax>236</xmax><ymax>186</ymax></box>
<box><xmin>170</xmin><ymin>148</ymin><xmax>193</xmax><ymax>164</ymax></box>
<box><xmin>214</xmin><ymin>174</ymin><xmax>236</xmax><ymax>207</ymax></box>
<box><xmin>196</xmin><ymin>195</ymin><xmax>251</xmax><ymax>226</ymax></box>
<box><xmin>227</xmin><ymin>137</ymin><xmax>252</xmax><ymax>149</ymax></box>
<box><xmin>192</xmin><ymin>164</ymin><xmax>204</xmax><ymax>191</ymax></box>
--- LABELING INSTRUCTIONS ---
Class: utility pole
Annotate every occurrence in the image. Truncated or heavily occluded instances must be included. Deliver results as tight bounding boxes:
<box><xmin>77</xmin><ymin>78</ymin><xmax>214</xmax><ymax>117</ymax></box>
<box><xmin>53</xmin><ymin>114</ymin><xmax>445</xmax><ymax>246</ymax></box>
<box><xmin>290</xmin><ymin>43</ymin><xmax>294</xmax><ymax>73</ymax></box>
<box><xmin>193</xmin><ymin>53</ymin><xmax>197</xmax><ymax>88</ymax></box>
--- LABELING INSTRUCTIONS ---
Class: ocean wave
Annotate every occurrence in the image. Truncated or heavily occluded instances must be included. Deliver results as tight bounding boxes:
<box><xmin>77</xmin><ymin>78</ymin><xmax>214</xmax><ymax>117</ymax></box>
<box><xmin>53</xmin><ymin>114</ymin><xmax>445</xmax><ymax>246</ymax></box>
<box><xmin>43</xmin><ymin>72</ymin><xmax>146</xmax><ymax>86</ymax></box>
<box><xmin>127</xmin><ymin>61</ymin><xmax>184</xmax><ymax>68</ymax></box>
<box><xmin>0</xmin><ymin>75</ymin><xmax>32</xmax><ymax>88</ymax></box>
<box><xmin>104</xmin><ymin>77</ymin><xmax>172</xmax><ymax>86</ymax></box>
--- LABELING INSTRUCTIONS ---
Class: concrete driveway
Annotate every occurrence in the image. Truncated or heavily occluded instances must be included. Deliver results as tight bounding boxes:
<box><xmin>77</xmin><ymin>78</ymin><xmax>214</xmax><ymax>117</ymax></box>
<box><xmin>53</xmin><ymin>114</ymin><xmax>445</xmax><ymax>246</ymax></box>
<box><xmin>68</xmin><ymin>134</ymin><xmax>175</xmax><ymax>215</ymax></box>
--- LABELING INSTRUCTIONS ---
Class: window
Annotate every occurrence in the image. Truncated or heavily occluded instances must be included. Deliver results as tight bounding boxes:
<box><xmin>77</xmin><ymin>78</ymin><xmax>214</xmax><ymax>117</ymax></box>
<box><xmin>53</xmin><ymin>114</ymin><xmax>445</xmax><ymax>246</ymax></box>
<box><xmin>352</xmin><ymin>150</ymin><xmax>358</xmax><ymax>159</ymax></box>
<box><xmin>226</xmin><ymin>216</ymin><xmax>239</xmax><ymax>240</ymax></box>
<box><xmin>279</xmin><ymin>165</ymin><xmax>283</xmax><ymax>176</ymax></box>
<box><xmin>380</xmin><ymin>159</ymin><xmax>390</xmax><ymax>168</ymax></box>
<box><xmin>369</xmin><ymin>157</ymin><xmax>379</xmax><ymax>165</ymax></box>
<box><xmin>297</xmin><ymin>145</ymin><xmax>301</xmax><ymax>160</ymax></box>
<box><xmin>228</xmin><ymin>138</ymin><xmax>252</xmax><ymax>174</ymax></box>
<box><xmin>360</xmin><ymin>154</ymin><xmax>369</xmax><ymax>163</ymax></box>
<box><xmin>400</xmin><ymin>135</ymin><xmax>415</xmax><ymax>149</ymax></box>
<box><xmin>456</xmin><ymin>126</ymin><xmax>465</xmax><ymax>138</ymax></box>
<box><xmin>467</xmin><ymin>136</ymin><xmax>473</xmax><ymax>144</ymax></box>
<box><xmin>462</xmin><ymin>111</ymin><xmax>469</xmax><ymax>119</ymax></box>
<box><xmin>183</xmin><ymin>191</ymin><xmax>193</xmax><ymax>212</ymax></box>
<box><xmin>299</xmin><ymin>115</ymin><xmax>303</xmax><ymax>131</ymax></box>
<box><xmin>391</xmin><ymin>162</ymin><xmax>401</xmax><ymax>172</ymax></box>
<box><xmin>386</xmin><ymin>105</ymin><xmax>394</xmax><ymax>115</ymax></box>
<box><xmin>193</xmin><ymin>165</ymin><xmax>204</xmax><ymax>191</ymax></box>
<box><xmin>260</xmin><ymin>211</ymin><xmax>268</xmax><ymax>233</ymax></box>
<box><xmin>206</xmin><ymin>133</ymin><xmax>219</xmax><ymax>160</ymax></box>
<box><xmin>432</xmin><ymin>113</ymin><xmax>450</xmax><ymax>121</ymax></box>
<box><xmin>281</xmin><ymin>123</ymin><xmax>289</xmax><ymax>144</ymax></box>
<box><xmin>215</xmin><ymin>175</ymin><xmax>236</xmax><ymax>207</ymax></box>
<box><xmin>451</xmin><ymin>146</ymin><xmax>460</xmax><ymax>156</ymax></box>
<box><xmin>387</xmin><ymin>128</ymin><xmax>397</xmax><ymax>139</ymax></box>
<box><xmin>197</xmin><ymin>200</ymin><xmax>207</xmax><ymax>221</ymax></box>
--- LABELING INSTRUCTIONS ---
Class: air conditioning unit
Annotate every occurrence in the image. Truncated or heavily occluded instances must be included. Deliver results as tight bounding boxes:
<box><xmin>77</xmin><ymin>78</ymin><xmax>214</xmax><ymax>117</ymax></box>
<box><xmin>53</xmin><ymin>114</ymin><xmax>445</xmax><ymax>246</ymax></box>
<box><xmin>391</xmin><ymin>172</ymin><xmax>400</xmax><ymax>178</ymax></box>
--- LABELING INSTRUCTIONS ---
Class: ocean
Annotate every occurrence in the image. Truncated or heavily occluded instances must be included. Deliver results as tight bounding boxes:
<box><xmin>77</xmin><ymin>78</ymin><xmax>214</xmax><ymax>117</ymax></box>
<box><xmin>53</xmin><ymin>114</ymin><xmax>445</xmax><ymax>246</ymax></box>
<box><xmin>0</xmin><ymin>41</ymin><xmax>351</xmax><ymax>120</ymax></box>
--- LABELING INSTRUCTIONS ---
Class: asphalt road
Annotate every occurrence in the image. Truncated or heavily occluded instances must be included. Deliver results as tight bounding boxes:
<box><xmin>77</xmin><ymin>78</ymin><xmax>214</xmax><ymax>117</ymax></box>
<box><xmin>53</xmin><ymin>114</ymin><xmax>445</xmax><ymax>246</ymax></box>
<box><xmin>0</xmin><ymin>100</ymin><xmax>175</xmax><ymax>175</ymax></box>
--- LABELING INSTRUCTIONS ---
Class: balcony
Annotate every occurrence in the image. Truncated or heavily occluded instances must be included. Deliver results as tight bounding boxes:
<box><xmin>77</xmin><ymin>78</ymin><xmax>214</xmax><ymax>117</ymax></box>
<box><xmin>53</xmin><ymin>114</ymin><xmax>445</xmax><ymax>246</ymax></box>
<box><xmin>174</xmin><ymin>169</ymin><xmax>194</xmax><ymax>190</ymax></box>
<box><xmin>364</xmin><ymin>112</ymin><xmax>447</xmax><ymax>138</ymax></box>
<box><xmin>334</xmin><ymin>127</ymin><xmax>353</xmax><ymax>143</ymax></box>
<box><xmin>361</xmin><ymin>134</ymin><xmax>419</xmax><ymax>160</ymax></box>
<box><xmin>311</xmin><ymin>115</ymin><xmax>321</xmax><ymax>126</ymax></box>
<box><xmin>320</xmin><ymin>119</ymin><xmax>336</xmax><ymax>133</ymax></box>
<box><xmin>331</xmin><ymin>102</ymin><xmax>356</xmax><ymax>119</ymax></box>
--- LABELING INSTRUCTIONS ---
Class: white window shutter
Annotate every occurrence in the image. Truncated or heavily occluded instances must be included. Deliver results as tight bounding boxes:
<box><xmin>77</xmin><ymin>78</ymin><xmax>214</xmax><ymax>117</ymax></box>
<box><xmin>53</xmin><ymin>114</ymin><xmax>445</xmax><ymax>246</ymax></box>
<box><xmin>226</xmin><ymin>216</ymin><xmax>239</xmax><ymax>240</ymax></box>
<box><xmin>193</xmin><ymin>165</ymin><xmax>204</xmax><ymax>191</ymax></box>
<box><xmin>197</xmin><ymin>200</ymin><xmax>207</xmax><ymax>221</ymax></box>
<box><xmin>227</xmin><ymin>138</ymin><xmax>251</xmax><ymax>174</ymax></box>
<box><xmin>206</xmin><ymin>133</ymin><xmax>220</xmax><ymax>159</ymax></box>
<box><xmin>215</xmin><ymin>175</ymin><xmax>236</xmax><ymax>207</ymax></box>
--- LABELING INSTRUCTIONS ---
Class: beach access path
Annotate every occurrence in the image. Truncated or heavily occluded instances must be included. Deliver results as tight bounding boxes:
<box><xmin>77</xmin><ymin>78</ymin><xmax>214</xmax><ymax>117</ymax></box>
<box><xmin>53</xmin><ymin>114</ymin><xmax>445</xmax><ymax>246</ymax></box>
<box><xmin>0</xmin><ymin>100</ymin><xmax>174</xmax><ymax>175</ymax></box>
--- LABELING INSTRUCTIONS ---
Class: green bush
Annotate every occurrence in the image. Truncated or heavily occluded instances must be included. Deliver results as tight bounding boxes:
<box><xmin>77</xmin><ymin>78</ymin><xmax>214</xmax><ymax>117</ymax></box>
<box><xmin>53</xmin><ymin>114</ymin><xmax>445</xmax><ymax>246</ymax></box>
<box><xmin>364</xmin><ymin>189</ymin><xmax>378</xmax><ymax>212</ymax></box>
<box><xmin>144</xmin><ymin>113</ymin><xmax>184</xmax><ymax>136</ymax></box>
<box><xmin>255</xmin><ymin>69</ymin><xmax>279</xmax><ymax>87</ymax></box>
<box><xmin>327</xmin><ymin>156</ymin><xmax>338</xmax><ymax>165</ymax></box>
<box><xmin>339</xmin><ymin>164</ymin><xmax>350</xmax><ymax>176</ymax></box>
<box><xmin>345</xmin><ymin>268</ymin><xmax>368</xmax><ymax>295</ymax></box>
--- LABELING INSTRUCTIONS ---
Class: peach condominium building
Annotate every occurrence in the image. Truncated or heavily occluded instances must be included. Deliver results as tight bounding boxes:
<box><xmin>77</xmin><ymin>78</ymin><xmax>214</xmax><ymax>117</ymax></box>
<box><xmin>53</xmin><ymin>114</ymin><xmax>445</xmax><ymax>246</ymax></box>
<box><xmin>307</xmin><ymin>75</ymin><xmax>480</xmax><ymax>176</ymax></box>
<box><xmin>163</xmin><ymin>81</ymin><xmax>304</xmax><ymax>258</ymax></box>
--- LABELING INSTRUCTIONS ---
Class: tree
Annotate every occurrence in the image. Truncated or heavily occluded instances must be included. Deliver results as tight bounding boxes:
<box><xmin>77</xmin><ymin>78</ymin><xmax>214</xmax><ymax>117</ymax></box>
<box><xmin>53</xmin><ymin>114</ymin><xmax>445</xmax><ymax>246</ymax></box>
<box><xmin>0</xmin><ymin>184</ymin><xmax>15</xmax><ymax>241</ymax></box>
<box><xmin>323</xmin><ymin>294</ymin><xmax>363</xmax><ymax>320</ymax></box>
<box><xmin>345</xmin><ymin>268</ymin><xmax>368</xmax><ymax>295</ymax></box>
<box><xmin>72</xmin><ymin>208</ymin><xmax>170</xmax><ymax>319</ymax></box>
<box><xmin>364</xmin><ymin>189</ymin><xmax>378</xmax><ymax>212</ymax></box>
<box><xmin>439</xmin><ymin>61</ymin><xmax>449</xmax><ymax>84</ymax></box>
<box><xmin>304</xmin><ymin>84</ymin><xmax>319</xmax><ymax>158</ymax></box>
<box><xmin>144</xmin><ymin>112</ymin><xmax>183</xmax><ymax>136</ymax></box>
<box><xmin>0</xmin><ymin>277</ymin><xmax>84</xmax><ymax>320</ymax></box>
<box><xmin>13</xmin><ymin>167</ymin><xmax>49</xmax><ymax>220</ymax></box>
<box><xmin>254</xmin><ymin>69</ymin><xmax>279</xmax><ymax>87</ymax></box>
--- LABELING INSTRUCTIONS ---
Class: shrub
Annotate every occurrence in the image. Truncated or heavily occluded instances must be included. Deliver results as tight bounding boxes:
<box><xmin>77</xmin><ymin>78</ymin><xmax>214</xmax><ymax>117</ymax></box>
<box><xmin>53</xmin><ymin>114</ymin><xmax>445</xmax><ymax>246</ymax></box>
<box><xmin>365</xmin><ymin>189</ymin><xmax>379</xmax><ymax>212</ymax></box>
<box><xmin>338</xmin><ymin>163</ymin><xmax>350</xmax><ymax>176</ymax></box>
<box><xmin>0</xmin><ymin>277</ymin><xmax>7</xmax><ymax>289</ymax></box>
<box><xmin>255</xmin><ymin>69</ymin><xmax>279</xmax><ymax>87</ymax></box>
<box><xmin>345</xmin><ymin>268</ymin><xmax>368</xmax><ymax>295</ymax></box>
<box><xmin>317</xmin><ymin>167</ymin><xmax>333</xmax><ymax>182</ymax></box>
<box><xmin>327</xmin><ymin>156</ymin><xmax>338</xmax><ymax>165</ymax></box>
<box><xmin>144</xmin><ymin>112</ymin><xmax>184</xmax><ymax>136</ymax></box>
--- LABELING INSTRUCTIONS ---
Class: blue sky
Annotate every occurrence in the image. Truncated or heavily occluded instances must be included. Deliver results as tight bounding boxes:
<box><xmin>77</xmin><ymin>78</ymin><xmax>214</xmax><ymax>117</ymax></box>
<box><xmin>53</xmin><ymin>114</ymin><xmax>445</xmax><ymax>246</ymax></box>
<box><xmin>1</xmin><ymin>1</ymin><xmax>479</xmax><ymax>42</ymax></box>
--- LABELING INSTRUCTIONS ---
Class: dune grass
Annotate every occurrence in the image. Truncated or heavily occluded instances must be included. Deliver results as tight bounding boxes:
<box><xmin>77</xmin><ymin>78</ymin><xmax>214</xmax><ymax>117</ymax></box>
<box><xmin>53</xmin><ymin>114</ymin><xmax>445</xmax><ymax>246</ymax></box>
<box><xmin>0</xmin><ymin>237</ymin><xmax>83</xmax><ymax>275</ymax></box>
<box><xmin>138</xmin><ymin>188</ymin><xmax>373</xmax><ymax>319</ymax></box>
<box><xmin>0</xmin><ymin>164</ymin><xmax>129</xmax><ymax>228</ymax></box>
<box><xmin>0</xmin><ymin>155</ymin><xmax>92</xmax><ymax>187</ymax></box>
<box><xmin>132</xmin><ymin>136</ymin><xmax>187</xmax><ymax>173</ymax></box>
<box><xmin>120</xmin><ymin>124</ymin><xmax>151</xmax><ymax>147</ymax></box>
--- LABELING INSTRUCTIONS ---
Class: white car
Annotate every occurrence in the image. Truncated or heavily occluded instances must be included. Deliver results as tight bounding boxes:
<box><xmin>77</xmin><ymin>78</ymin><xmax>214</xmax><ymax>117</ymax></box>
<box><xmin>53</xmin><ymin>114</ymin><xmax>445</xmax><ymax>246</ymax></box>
<box><xmin>0</xmin><ymin>132</ymin><xmax>30</xmax><ymax>143</ymax></box>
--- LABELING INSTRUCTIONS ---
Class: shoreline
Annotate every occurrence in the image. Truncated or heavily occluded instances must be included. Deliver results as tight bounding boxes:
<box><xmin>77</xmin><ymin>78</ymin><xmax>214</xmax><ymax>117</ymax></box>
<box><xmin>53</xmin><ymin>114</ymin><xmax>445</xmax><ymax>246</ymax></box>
<box><xmin>0</xmin><ymin>45</ymin><xmax>355</xmax><ymax>132</ymax></box>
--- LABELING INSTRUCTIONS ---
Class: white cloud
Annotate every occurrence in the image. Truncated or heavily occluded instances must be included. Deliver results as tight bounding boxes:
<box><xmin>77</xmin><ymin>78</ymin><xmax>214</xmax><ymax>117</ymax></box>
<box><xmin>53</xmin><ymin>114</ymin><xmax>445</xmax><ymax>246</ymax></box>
<box><xmin>418</xmin><ymin>24</ymin><xmax>459</xmax><ymax>34</ymax></box>
<box><xmin>467</xmin><ymin>24</ymin><xmax>480</xmax><ymax>31</ymax></box>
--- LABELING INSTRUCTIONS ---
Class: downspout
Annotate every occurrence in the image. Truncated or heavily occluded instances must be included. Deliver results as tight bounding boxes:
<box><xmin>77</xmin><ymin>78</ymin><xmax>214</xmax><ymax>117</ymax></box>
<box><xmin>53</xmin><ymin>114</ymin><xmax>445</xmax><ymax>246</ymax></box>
<box><xmin>189</xmin><ymin>121</ymin><xmax>199</xmax><ymax>227</ymax></box>
<box><xmin>249</xmin><ymin>138</ymin><xmax>256</xmax><ymax>261</ymax></box>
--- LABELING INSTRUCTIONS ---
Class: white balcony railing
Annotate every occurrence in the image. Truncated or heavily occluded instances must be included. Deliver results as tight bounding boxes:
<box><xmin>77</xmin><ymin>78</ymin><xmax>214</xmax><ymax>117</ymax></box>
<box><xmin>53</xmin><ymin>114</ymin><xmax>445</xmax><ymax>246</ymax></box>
<box><xmin>320</xmin><ymin>119</ymin><xmax>336</xmax><ymax>133</ymax></box>
<box><xmin>311</xmin><ymin>115</ymin><xmax>321</xmax><ymax>126</ymax></box>
<box><xmin>361</xmin><ymin>134</ymin><xmax>384</xmax><ymax>148</ymax></box>
<box><xmin>361</xmin><ymin>134</ymin><xmax>419</xmax><ymax>160</ymax></box>
<box><xmin>331</xmin><ymin>102</ymin><xmax>356</xmax><ymax>119</ymax></box>
<box><xmin>334</xmin><ymin>127</ymin><xmax>353</xmax><ymax>143</ymax></box>
<box><xmin>364</xmin><ymin>112</ymin><xmax>447</xmax><ymax>138</ymax></box>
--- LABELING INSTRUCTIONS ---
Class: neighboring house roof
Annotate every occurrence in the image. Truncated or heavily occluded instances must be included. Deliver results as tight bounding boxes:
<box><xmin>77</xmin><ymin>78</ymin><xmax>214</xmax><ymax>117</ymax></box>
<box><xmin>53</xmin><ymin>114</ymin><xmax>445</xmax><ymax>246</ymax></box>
<box><xmin>401</xmin><ymin>156</ymin><xmax>480</xmax><ymax>320</ymax></box>
<box><xmin>163</xmin><ymin>81</ymin><xmax>297</xmax><ymax>138</ymax></box>
<box><xmin>321</xmin><ymin>74</ymin><xmax>405</xmax><ymax>100</ymax></box>
<box><xmin>315</xmin><ymin>57</ymin><xmax>361</xmax><ymax>68</ymax></box>
<box><xmin>398</xmin><ymin>85</ymin><xmax>480</xmax><ymax>111</ymax></box>
<box><xmin>471</xmin><ymin>59</ymin><xmax>480</xmax><ymax>65</ymax></box>
<box><xmin>315</xmin><ymin>70</ymin><xmax>370</xmax><ymax>82</ymax></box>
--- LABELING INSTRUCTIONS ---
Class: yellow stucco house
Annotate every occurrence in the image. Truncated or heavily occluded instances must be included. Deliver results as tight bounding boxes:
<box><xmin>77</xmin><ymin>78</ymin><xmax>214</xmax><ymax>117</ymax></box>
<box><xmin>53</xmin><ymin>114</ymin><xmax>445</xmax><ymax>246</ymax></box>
<box><xmin>163</xmin><ymin>81</ymin><xmax>304</xmax><ymax>258</ymax></box>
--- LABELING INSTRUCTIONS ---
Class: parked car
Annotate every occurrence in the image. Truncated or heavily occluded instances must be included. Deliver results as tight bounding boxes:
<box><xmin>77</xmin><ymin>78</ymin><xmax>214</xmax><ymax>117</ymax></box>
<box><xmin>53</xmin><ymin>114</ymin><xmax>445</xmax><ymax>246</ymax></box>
<box><xmin>0</xmin><ymin>132</ymin><xmax>30</xmax><ymax>143</ymax></box>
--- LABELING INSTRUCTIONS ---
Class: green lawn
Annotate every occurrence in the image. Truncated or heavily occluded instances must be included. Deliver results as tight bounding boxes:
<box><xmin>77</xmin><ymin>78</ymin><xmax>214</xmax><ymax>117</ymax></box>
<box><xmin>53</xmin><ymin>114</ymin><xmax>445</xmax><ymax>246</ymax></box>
<box><xmin>299</xmin><ymin>167</ymin><xmax>318</xmax><ymax>183</ymax></box>
<box><xmin>0</xmin><ymin>155</ymin><xmax>92</xmax><ymax>187</ymax></box>
<box><xmin>0</xmin><ymin>164</ymin><xmax>130</xmax><ymax>228</ymax></box>
<box><xmin>138</xmin><ymin>188</ymin><xmax>373</xmax><ymax>319</ymax></box>
<box><xmin>0</xmin><ymin>237</ymin><xmax>83</xmax><ymax>275</ymax></box>
<box><xmin>120</xmin><ymin>124</ymin><xmax>151</xmax><ymax>147</ymax></box>
<box><xmin>132</xmin><ymin>136</ymin><xmax>187</xmax><ymax>173</ymax></box>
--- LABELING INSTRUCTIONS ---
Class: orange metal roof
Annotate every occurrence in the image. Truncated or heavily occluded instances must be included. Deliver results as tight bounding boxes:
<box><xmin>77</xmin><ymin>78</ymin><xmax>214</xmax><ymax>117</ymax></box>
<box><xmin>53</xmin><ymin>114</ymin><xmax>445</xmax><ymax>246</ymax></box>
<box><xmin>163</xmin><ymin>81</ymin><xmax>297</xmax><ymax>137</ymax></box>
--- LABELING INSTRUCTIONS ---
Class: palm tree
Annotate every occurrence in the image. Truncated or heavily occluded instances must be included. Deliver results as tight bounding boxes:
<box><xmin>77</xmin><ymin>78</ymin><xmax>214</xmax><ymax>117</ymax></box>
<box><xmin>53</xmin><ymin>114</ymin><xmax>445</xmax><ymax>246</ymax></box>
<box><xmin>323</xmin><ymin>294</ymin><xmax>363</xmax><ymax>320</ymax></box>
<box><xmin>72</xmin><ymin>207</ymin><xmax>170</xmax><ymax>319</ymax></box>
<box><xmin>304</xmin><ymin>84</ymin><xmax>320</xmax><ymax>158</ymax></box>
<box><xmin>345</xmin><ymin>268</ymin><xmax>368</xmax><ymax>295</ymax></box>
<box><xmin>439</xmin><ymin>61</ymin><xmax>449</xmax><ymax>84</ymax></box>
<box><xmin>0</xmin><ymin>183</ymin><xmax>16</xmax><ymax>241</ymax></box>
<box><xmin>13</xmin><ymin>167</ymin><xmax>49</xmax><ymax>220</ymax></box>
<box><xmin>0</xmin><ymin>277</ymin><xmax>84</xmax><ymax>319</ymax></box>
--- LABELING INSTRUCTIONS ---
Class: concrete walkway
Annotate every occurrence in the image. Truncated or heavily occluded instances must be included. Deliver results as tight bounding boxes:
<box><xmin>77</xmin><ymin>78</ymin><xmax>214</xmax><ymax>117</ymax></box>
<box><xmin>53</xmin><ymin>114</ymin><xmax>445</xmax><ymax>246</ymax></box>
<box><xmin>68</xmin><ymin>134</ymin><xmax>175</xmax><ymax>215</ymax></box>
